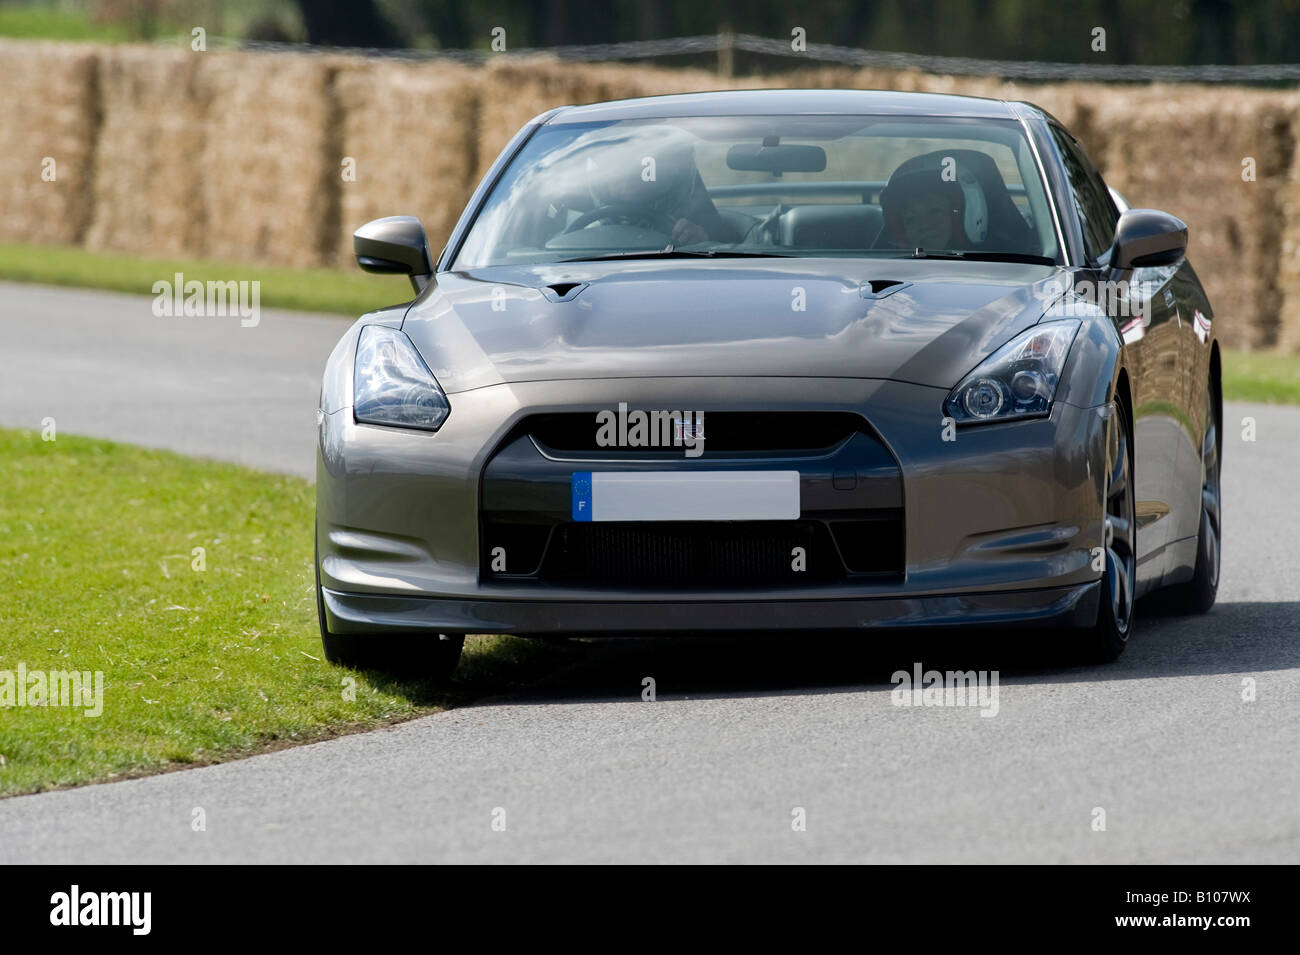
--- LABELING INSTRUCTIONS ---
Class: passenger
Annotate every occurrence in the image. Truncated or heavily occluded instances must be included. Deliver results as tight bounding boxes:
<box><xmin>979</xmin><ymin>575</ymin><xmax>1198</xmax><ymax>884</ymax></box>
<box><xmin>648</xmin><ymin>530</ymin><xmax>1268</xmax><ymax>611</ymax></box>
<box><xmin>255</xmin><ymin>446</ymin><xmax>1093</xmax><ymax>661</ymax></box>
<box><xmin>878</xmin><ymin>155</ymin><xmax>991</xmax><ymax>251</ymax></box>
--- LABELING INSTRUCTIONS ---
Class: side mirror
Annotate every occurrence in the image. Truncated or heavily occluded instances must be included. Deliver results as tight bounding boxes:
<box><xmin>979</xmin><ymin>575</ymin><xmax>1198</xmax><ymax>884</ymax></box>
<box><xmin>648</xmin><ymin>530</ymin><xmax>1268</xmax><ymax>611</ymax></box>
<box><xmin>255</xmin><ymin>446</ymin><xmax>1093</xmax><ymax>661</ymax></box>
<box><xmin>1108</xmin><ymin>208</ymin><xmax>1187</xmax><ymax>271</ymax></box>
<box><xmin>354</xmin><ymin>216</ymin><xmax>433</xmax><ymax>294</ymax></box>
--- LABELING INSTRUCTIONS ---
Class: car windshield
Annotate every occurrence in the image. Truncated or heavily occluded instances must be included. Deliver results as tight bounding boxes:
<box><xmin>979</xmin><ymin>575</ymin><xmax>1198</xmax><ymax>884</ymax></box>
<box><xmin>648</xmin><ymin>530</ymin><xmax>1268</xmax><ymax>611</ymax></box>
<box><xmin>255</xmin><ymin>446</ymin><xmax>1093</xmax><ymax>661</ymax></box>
<box><xmin>453</xmin><ymin>114</ymin><xmax>1061</xmax><ymax>268</ymax></box>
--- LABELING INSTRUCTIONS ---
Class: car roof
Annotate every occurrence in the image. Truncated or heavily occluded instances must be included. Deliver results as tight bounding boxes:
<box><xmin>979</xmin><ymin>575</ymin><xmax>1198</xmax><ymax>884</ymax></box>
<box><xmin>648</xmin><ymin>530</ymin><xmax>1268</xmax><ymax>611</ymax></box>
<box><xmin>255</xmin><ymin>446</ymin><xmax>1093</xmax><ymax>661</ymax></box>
<box><xmin>543</xmin><ymin>89</ymin><xmax>1030</xmax><ymax>124</ymax></box>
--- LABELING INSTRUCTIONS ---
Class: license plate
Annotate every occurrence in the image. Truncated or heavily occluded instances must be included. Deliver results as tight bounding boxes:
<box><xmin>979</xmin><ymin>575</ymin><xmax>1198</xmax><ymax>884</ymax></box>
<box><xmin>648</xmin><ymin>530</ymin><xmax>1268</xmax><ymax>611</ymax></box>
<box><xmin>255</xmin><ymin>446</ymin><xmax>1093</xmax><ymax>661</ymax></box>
<box><xmin>571</xmin><ymin>471</ymin><xmax>800</xmax><ymax>522</ymax></box>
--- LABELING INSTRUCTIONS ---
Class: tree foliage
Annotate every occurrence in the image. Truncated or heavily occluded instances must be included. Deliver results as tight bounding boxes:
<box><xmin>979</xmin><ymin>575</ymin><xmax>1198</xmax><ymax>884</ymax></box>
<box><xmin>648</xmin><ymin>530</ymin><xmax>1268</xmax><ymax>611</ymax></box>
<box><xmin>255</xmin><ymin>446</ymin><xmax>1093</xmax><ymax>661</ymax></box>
<box><xmin>317</xmin><ymin>0</ymin><xmax>1300</xmax><ymax>64</ymax></box>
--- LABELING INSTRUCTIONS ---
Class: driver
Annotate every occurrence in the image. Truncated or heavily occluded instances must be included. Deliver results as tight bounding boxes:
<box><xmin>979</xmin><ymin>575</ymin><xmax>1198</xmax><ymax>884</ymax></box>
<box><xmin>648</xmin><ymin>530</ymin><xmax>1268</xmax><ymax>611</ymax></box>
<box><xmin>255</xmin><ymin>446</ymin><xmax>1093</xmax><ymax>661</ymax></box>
<box><xmin>588</xmin><ymin>129</ymin><xmax>732</xmax><ymax>246</ymax></box>
<box><xmin>878</xmin><ymin>155</ymin><xmax>990</xmax><ymax>250</ymax></box>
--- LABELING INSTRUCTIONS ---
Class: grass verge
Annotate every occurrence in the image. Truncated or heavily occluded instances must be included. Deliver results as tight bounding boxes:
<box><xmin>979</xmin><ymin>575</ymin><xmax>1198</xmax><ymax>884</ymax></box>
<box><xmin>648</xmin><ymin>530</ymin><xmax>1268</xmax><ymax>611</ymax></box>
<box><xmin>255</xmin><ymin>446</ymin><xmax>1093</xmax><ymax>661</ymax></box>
<box><xmin>0</xmin><ymin>4</ymin><xmax>128</xmax><ymax>41</ymax></box>
<box><xmin>1221</xmin><ymin>349</ymin><xmax>1300</xmax><ymax>405</ymax></box>
<box><xmin>0</xmin><ymin>427</ymin><xmax>574</xmax><ymax>797</ymax></box>
<box><xmin>0</xmin><ymin>242</ymin><xmax>406</xmax><ymax>318</ymax></box>
<box><xmin>3</xmin><ymin>242</ymin><xmax>1300</xmax><ymax>403</ymax></box>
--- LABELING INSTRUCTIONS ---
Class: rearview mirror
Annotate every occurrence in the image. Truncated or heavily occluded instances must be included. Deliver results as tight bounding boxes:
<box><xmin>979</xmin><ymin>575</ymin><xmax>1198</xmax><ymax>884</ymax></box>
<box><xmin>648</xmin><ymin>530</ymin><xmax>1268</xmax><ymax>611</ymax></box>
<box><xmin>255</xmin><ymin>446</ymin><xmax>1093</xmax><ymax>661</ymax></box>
<box><xmin>1108</xmin><ymin>208</ymin><xmax>1187</xmax><ymax>271</ymax></box>
<box><xmin>354</xmin><ymin>216</ymin><xmax>433</xmax><ymax>293</ymax></box>
<box><xmin>726</xmin><ymin>143</ymin><xmax>827</xmax><ymax>174</ymax></box>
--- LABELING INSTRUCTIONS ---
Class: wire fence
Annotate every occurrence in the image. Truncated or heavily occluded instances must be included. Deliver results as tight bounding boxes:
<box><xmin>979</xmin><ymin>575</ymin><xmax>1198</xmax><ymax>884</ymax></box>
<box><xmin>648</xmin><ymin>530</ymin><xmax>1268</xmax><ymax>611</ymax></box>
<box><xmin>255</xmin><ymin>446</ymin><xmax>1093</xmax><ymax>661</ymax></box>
<box><xmin>180</xmin><ymin>31</ymin><xmax>1300</xmax><ymax>84</ymax></box>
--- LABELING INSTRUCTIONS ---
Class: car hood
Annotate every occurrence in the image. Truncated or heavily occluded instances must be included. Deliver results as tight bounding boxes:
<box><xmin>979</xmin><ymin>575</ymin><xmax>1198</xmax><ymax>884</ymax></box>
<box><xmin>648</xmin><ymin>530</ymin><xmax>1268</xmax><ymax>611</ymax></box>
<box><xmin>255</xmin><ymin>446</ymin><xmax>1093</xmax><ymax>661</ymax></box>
<box><xmin>401</xmin><ymin>259</ymin><xmax>1066</xmax><ymax>394</ymax></box>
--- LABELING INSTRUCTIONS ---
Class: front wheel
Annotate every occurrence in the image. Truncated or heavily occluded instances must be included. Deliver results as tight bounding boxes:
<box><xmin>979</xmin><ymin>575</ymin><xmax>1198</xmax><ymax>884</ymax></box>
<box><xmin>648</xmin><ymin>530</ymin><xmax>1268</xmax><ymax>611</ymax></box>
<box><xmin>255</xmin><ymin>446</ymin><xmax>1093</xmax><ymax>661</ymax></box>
<box><xmin>1081</xmin><ymin>396</ymin><xmax>1137</xmax><ymax>663</ymax></box>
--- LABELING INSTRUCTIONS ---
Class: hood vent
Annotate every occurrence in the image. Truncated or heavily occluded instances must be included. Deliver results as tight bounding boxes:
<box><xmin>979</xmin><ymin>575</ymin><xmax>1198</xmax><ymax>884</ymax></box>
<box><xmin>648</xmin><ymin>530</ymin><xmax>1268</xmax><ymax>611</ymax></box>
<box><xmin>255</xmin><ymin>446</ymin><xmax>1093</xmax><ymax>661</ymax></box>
<box><xmin>860</xmin><ymin>279</ymin><xmax>910</xmax><ymax>299</ymax></box>
<box><xmin>540</xmin><ymin>282</ymin><xmax>588</xmax><ymax>303</ymax></box>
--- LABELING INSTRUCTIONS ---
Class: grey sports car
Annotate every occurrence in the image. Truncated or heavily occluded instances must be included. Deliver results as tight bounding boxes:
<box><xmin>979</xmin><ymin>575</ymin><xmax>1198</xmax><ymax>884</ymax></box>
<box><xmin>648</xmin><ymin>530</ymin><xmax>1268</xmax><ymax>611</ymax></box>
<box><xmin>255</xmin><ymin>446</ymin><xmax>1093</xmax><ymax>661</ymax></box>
<box><xmin>315</xmin><ymin>89</ymin><xmax>1221</xmax><ymax>677</ymax></box>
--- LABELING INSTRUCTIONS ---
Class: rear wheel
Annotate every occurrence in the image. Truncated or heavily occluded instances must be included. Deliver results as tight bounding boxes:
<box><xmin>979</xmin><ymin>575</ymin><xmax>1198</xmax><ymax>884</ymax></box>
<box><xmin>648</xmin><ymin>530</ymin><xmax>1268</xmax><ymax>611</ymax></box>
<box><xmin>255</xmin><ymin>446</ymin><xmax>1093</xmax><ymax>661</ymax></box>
<box><xmin>315</xmin><ymin>534</ymin><xmax>464</xmax><ymax>679</ymax></box>
<box><xmin>1081</xmin><ymin>396</ymin><xmax>1136</xmax><ymax>663</ymax></box>
<box><xmin>1159</xmin><ymin>383</ymin><xmax>1221</xmax><ymax>614</ymax></box>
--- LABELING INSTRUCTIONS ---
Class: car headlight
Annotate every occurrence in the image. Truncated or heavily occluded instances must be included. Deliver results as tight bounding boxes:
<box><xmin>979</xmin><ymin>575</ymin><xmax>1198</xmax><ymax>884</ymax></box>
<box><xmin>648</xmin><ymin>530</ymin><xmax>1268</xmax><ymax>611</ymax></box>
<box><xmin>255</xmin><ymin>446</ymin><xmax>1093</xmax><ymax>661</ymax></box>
<box><xmin>944</xmin><ymin>320</ymin><xmax>1081</xmax><ymax>424</ymax></box>
<box><xmin>353</xmin><ymin>325</ymin><xmax>450</xmax><ymax>431</ymax></box>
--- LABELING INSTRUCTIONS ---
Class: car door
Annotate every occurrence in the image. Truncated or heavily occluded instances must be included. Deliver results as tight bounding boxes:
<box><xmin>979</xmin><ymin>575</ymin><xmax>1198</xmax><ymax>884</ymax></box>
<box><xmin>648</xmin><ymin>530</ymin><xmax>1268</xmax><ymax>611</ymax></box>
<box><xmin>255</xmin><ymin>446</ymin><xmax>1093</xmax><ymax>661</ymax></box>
<box><xmin>1048</xmin><ymin>126</ymin><xmax>1182</xmax><ymax>584</ymax></box>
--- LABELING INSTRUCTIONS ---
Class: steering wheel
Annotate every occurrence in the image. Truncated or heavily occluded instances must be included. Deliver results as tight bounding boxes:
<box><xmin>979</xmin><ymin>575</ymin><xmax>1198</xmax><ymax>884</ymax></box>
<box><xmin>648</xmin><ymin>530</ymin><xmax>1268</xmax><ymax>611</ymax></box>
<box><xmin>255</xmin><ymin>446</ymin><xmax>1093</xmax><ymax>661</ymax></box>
<box><xmin>563</xmin><ymin>202</ymin><xmax>677</xmax><ymax>236</ymax></box>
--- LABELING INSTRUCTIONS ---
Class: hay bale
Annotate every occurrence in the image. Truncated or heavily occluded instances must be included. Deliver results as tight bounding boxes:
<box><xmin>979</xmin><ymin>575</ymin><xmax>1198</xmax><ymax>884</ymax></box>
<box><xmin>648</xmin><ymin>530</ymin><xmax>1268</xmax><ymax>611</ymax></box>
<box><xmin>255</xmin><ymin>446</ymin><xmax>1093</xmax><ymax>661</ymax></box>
<box><xmin>775</xmin><ymin>65</ymin><xmax>872</xmax><ymax>89</ymax></box>
<box><xmin>197</xmin><ymin>50</ymin><xmax>340</xmax><ymax>268</ymax></box>
<box><xmin>1089</xmin><ymin>86</ymin><xmax>1291</xmax><ymax>349</ymax></box>
<box><xmin>1273</xmin><ymin>91</ymin><xmax>1300</xmax><ymax>353</ymax></box>
<box><xmin>0</xmin><ymin>41</ymin><xmax>100</xmax><ymax>245</ymax></box>
<box><xmin>332</xmin><ymin>58</ymin><xmax>479</xmax><ymax>266</ymax></box>
<box><xmin>83</xmin><ymin>45</ymin><xmax>208</xmax><ymax>259</ymax></box>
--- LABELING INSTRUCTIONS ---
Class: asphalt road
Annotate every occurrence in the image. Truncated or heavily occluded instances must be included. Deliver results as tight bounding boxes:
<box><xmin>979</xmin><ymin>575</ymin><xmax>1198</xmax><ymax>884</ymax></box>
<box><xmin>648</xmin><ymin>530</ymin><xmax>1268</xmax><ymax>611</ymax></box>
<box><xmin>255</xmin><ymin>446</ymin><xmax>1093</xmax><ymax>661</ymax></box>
<box><xmin>0</xmin><ymin>281</ymin><xmax>351</xmax><ymax>478</ymax></box>
<box><xmin>1</xmin><ymin>281</ymin><xmax>1297</xmax><ymax>863</ymax></box>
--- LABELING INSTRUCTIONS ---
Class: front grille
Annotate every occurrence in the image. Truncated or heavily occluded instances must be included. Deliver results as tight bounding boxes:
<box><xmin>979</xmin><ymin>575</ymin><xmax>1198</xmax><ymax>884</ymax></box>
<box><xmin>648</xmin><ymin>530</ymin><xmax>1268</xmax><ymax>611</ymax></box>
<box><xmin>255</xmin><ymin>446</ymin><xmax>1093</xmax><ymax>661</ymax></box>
<box><xmin>525</xmin><ymin>411</ymin><xmax>867</xmax><ymax>455</ymax></box>
<box><xmin>479</xmin><ymin>410</ymin><xmax>907</xmax><ymax>590</ymax></box>
<box><xmin>539</xmin><ymin>521</ymin><xmax>833</xmax><ymax>588</ymax></box>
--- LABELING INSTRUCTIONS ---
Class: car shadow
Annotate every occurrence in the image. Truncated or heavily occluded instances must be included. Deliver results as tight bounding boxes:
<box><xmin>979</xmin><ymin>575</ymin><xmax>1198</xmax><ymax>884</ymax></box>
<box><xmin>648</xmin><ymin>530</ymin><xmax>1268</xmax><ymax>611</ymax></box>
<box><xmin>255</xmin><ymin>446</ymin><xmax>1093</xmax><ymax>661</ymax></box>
<box><xmin>464</xmin><ymin>599</ymin><xmax>1300</xmax><ymax>705</ymax></box>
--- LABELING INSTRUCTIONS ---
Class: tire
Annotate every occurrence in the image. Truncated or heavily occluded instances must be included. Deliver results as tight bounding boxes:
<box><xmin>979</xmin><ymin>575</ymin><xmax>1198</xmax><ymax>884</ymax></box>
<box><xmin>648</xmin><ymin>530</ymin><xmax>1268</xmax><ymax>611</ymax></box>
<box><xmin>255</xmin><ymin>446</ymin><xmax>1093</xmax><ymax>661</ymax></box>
<box><xmin>1158</xmin><ymin>382</ymin><xmax>1221</xmax><ymax>614</ymax></box>
<box><xmin>314</xmin><ymin>533</ymin><xmax>464</xmax><ymax>679</ymax></box>
<box><xmin>1081</xmin><ymin>394</ymin><xmax>1137</xmax><ymax>663</ymax></box>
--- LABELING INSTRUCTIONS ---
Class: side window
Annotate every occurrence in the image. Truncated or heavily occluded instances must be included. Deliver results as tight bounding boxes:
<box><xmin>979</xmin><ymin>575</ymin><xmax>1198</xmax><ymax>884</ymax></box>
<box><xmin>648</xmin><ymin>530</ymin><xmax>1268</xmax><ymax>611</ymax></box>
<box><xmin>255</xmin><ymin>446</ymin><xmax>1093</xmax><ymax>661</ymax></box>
<box><xmin>1050</xmin><ymin>127</ymin><xmax>1119</xmax><ymax>263</ymax></box>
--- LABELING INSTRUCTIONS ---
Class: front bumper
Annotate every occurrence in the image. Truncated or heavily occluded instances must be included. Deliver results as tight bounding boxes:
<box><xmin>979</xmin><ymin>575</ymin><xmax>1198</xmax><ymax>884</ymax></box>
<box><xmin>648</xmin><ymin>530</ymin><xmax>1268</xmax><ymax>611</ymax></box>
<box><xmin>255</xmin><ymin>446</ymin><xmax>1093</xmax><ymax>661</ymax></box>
<box><xmin>317</xmin><ymin>376</ymin><xmax>1112</xmax><ymax>631</ymax></box>
<box><xmin>321</xmin><ymin>579</ymin><xmax>1101</xmax><ymax>635</ymax></box>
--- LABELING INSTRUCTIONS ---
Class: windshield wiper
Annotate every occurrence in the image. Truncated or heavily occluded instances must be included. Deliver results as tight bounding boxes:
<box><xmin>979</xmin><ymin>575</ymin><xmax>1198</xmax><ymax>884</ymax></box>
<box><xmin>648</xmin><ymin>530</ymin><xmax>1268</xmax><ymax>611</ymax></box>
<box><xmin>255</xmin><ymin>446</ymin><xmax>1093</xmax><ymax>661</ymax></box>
<box><xmin>910</xmin><ymin>248</ymin><xmax>1057</xmax><ymax>266</ymax></box>
<box><xmin>559</xmin><ymin>248</ymin><xmax>792</xmax><ymax>263</ymax></box>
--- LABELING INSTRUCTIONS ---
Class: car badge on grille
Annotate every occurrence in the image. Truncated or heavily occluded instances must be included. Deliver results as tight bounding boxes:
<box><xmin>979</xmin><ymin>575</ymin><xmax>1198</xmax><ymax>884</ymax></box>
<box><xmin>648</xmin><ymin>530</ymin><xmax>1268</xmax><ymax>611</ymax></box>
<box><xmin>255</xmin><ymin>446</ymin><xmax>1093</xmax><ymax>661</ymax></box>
<box><xmin>673</xmin><ymin>417</ymin><xmax>705</xmax><ymax>443</ymax></box>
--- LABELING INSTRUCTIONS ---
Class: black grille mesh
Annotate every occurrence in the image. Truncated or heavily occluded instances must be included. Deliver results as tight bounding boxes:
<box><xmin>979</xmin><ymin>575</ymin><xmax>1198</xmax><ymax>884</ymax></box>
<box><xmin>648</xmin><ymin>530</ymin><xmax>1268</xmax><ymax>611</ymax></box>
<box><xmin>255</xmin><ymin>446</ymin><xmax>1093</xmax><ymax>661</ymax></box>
<box><xmin>540</xmin><ymin>521</ymin><xmax>832</xmax><ymax>587</ymax></box>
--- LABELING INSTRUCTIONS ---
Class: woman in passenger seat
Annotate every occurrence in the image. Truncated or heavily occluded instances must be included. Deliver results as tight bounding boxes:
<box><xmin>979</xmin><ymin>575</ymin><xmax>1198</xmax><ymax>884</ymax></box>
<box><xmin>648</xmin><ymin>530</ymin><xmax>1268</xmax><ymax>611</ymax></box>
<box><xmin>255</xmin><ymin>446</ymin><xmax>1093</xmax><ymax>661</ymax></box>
<box><xmin>878</xmin><ymin>149</ymin><xmax>1032</xmax><ymax>253</ymax></box>
<box><xmin>882</xmin><ymin>170</ymin><xmax>972</xmax><ymax>250</ymax></box>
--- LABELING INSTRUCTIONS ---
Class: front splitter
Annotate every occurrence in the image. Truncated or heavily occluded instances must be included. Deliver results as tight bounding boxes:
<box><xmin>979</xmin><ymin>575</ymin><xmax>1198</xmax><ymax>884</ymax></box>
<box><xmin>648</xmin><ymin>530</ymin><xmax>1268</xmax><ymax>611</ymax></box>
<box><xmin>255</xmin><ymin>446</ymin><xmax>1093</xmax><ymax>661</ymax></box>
<box><xmin>321</xmin><ymin>580</ymin><xmax>1101</xmax><ymax>635</ymax></box>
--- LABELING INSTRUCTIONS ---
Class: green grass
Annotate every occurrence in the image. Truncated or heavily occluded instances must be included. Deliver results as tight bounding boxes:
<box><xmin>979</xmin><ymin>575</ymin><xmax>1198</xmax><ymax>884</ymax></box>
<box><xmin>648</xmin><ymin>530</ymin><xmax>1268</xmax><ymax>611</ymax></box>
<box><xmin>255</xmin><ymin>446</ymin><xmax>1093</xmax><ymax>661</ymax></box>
<box><xmin>0</xmin><ymin>0</ymin><xmax>303</xmax><ymax>43</ymax></box>
<box><xmin>3</xmin><ymin>242</ymin><xmax>1300</xmax><ymax>403</ymax></box>
<box><xmin>0</xmin><ymin>428</ymin><xmax>572</xmax><ymax>796</ymax></box>
<box><xmin>1222</xmin><ymin>349</ymin><xmax>1300</xmax><ymax>405</ymax></box>
<box><xmin>0</xmin><ymin>4</ymin><xmax>128</xmax><ymax>41</ymax></box>
<box><xmin>0</xmin><ymin>242</ymin><xmax>408</xmax><ymax>318</ymax></box>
